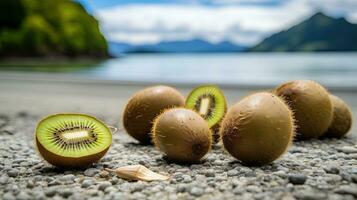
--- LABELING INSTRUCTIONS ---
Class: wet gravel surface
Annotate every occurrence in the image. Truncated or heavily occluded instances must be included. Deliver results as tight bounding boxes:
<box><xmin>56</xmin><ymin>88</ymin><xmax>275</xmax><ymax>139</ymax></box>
<box><xmin>0</xmin><ymin>112</ymin><xmax>356</xmax><ymax>200</ymax></box>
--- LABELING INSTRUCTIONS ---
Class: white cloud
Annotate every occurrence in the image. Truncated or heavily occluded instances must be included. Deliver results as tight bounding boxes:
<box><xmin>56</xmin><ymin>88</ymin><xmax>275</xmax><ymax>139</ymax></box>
<box><xmin>96</xmin><ymin>0</ymin><xmax>357</xmax><ymax>45</ymax></box>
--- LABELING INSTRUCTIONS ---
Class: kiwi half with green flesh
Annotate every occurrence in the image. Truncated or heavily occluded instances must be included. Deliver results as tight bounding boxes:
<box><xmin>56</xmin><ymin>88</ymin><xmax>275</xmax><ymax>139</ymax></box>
<box><xmin>324</xmin><ymin>95</ymin><xmax>353</xmax><ymax>138</ymax></box>
<box><xmin>153</xmin><ymin>108</ymin><xmax>212</xmax><ymax>163</ymax></box>
<box><xmin>35</xmin><ymin>113</ymin><xmax>112</xmax><ymax>168</ymax></box>
<box><xmin>185</xmin><ymin>85</ymin><xmax>227</xmax><ymax>140</ymax></box>
<box><xmin>274</xmin><ymin>80</ymin><xmax>333</xmax><ymax>140</ymax></box>
<box><xmin>123</xmin><ymin>85</ymin><xmax>185</xmax><ymax>144</ymax></box>
<box><xmin>220</xmin><ymin>92</ymin><xmax>294</xmax><ymax>166</ymax></box>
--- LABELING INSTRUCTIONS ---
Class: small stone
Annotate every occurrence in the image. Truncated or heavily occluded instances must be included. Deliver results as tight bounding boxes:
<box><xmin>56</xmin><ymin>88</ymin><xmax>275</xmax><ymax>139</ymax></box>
<box><xmin>0</xmin><ymin>175</ymin><xmax>9</xmax><ymax>184</ymax></box>
<box><xmin>205</xmin><ymin>169</ymin><xmax>215</xmax><ymax>177</ymax></box>
<box><xmin>190</xmin><ymin>187</ymin><xmax>204</xmax><ymax>197</ymax></box>
<box><xmin>227</xmin><ymin>169</ymin><xmax>239</xmax><ymax>176</ymax></box>
<box><xmin>334</xmin><ymin>185</ymin><xmax>357</xmax><ymax>197</ymax></box>
<box><xmin>182</xmin><ymin>175</ymin><xmax>192</xmax><ymax>183</ymax></box>
<box><xmin>98</xmin><ymin>181</ymin><xmax>112</xmax><ymax>191</ymax></box>
<box><xmin>338</xmin><ymin>146</ymin><xmax>357</xmax><ymax>154</ymax></box>
<box><xmin>26</xmin><ymin>180</ymin><xmax>35</xmax><ymax>188</ymax></box>
<box><xmin>81</xmin><ymin>179</ymin><xmax>94</xmax><ymax>188</ymax></box>
<box><xmin>48</xmin><ymin>180</ymin><xmax>61</xmax><ymax>186</ymax></box>
<box><xmin>324</xmin><ymin>165</ymin><xmax>340</xmax><ymax>174</ymax></box>
<box><xmin>177</xmin><ymin>184</ymin><xmax>188</xmax><ymax>193</ymax></box>
<box><xmin>288</xmin><ymin>174</ymin><xmax>307</xmax><ymax>185</ymax></box>
<box><xmin>7</xmin><ymin>169</ymin><xmax>19</xmax><ymax>177</ymax></box>
<box><xmin>59</xmin><ymin>189</ymin><xmax>73</xmax><ymax>198</ymax></box>
<box><xmin>3</xmin><ymin>192</ymin><xmax>15</xmax><ymax>200</ymax></box>
<box><xmin>44</xmin><ymin>189</ymin><xmax>56</xmax><ymax>197</ymax></box>
<box><xmin>16</xmin><ymin>191</ymin><xmax>31</xmax><ymax>200</ymax></box>
<box><xmin>59</xmin><ymin>174</ymin><xmax>75</xmax><ymax>183</ymax></box>
<box><xmin>84</xmin><ymin>168</ymin><xmax>100</xmax><ymax>177</ymax></box>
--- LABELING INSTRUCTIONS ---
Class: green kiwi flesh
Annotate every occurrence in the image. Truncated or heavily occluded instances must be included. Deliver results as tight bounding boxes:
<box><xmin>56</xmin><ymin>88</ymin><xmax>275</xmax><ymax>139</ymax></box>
<box><xmin>324</xmin><ymin>95</ymin><xmax>353</xmax><ymax>138</ymax></box>
<box><xmin>220</xmin><ymin>92</ymin><xmax>294</xmax><ymax>166</ymax></box>
<box><xmin>153</xmin><ymin>108</ymin><xmax>212</xmax><ymax>163</ymax></box>
<box><xmin>123</xmin><ymin>85</ymin><xmax>185</xmax><ymax>144</ymax></box>
<box><xmin>185</xmin><ymin>85</ymin><xmax>227</xmax><ymax>142</ymax></box>
<box><xmin>275</xmin><ymin>80</ymin><xmax>333</xmax><ymax>140</ymax></box>
<box><xmin>35</xmin><ymin>113</ymin><xmax>112</xmax><ymax>168</ymax></box>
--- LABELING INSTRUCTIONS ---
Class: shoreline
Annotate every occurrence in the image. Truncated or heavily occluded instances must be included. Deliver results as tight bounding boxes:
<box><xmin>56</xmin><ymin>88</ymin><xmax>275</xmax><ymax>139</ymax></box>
<box><xmin>2</xmin><ymin>71</ymin><xmax>357</xmax><ymax>92</ymax></box>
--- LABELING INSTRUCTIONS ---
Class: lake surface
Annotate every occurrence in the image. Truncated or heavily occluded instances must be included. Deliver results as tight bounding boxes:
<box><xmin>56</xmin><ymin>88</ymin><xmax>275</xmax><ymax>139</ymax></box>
<box><xmin>1</xmin><ymin>53</ymin><xmax>357</xmax><ymax>87</ymax></box>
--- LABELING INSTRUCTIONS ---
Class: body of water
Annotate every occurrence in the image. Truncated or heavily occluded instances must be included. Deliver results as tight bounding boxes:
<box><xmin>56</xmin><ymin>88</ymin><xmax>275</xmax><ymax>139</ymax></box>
<box><xmin>1</xmin><ymin>53</ymin><xmax>357</xmax><ymax>87</ymax></box>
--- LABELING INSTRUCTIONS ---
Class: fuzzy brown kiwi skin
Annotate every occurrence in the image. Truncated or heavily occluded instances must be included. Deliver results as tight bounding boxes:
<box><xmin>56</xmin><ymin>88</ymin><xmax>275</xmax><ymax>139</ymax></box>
<box><xmin>220</xmin><ymin>92</ymin><xmax>295</xmax><ymax>166</ymax></box>
<box><xmin>34</xmin><ymin>113</ymin><xmax>112</xmax><ymax>168</ymax></box>
<box><xmin>274</xmin><ymin>80</ymin><xmax>333</xmax><ymax>140</ymax></box>
<box><xmin>152</xmin><ymin>108</ymin><xmax>212</xmax><ymax>163</ymax></box>
<box><xmin>323</xmin><ymin>95</ymin><xmax>353</xmax><ymax>138</ymax></box>
<box><xmin>123</xmin><ymin>85</ymin><xmax>185</xmax><ymax>144</ymax></box>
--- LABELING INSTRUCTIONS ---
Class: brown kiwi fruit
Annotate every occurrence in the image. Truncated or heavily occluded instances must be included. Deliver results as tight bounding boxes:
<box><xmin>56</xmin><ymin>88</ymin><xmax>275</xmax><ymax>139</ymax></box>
<box><xmin>123</xmin><ymin>85</ymin><xmax>185</xmax><ymax>144</ymax></box>
<box><xmin>35</xmin><ymin>113</ymin><xmax>112</xmax><ymax>168</ymax></box>
<box><xmin>152</xmin><ymin>108</ymin><xmax>212</xmax><ymax>163</ymax></box>
<box><xmin>274</xmin><ymin>80</ymin><xmax>333</xmax><ymax>140</ymax></box>
<box><xmin>185</xmin><ymin>85</ymin><xmax>227</xmax><ymax>142</ymax></box>
<box><xmin>220</xmin><ymin>92</ymin><xmax>294</xmax><ymax>166</ymax></box>
<box><xmin>324</xmin><ymin>95</ymin><xmax>353</xmax><ymax>138</ymax></box>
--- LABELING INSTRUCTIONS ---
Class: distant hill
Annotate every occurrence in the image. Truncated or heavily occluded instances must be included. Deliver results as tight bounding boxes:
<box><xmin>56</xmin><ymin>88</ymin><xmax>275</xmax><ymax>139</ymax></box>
<box><xmin>0</xmin><ymin>0</ymin><xmax>108</xmax><ymax>57</ymax></box>
<box><xmin>250</xmin><ymin>12</ymin><xmax>357</xmax><ymax>52</ymax></box>
<box><xmin>109</xmin><ymin>39</ymin><xmax>246</xmax><ymax>55</ymax></box>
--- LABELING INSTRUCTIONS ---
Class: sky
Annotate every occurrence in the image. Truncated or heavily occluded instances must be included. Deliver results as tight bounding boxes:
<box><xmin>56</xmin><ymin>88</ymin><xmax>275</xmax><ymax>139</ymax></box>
<box><xmin>78</xmin><ymin>0</ymin><xmax>357</xmax><ymax>45</ymax></box>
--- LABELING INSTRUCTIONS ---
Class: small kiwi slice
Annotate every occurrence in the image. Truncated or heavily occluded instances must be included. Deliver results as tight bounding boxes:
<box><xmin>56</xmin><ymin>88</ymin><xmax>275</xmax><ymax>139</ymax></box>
<box><xmin>274</xmin><ymin>80</ymin><xmax>333</xmax><ymax>140</ymax></box>
<box><xmin>324</xmin><ymin>95</ymin><xmax>353</xmax><ymax>138</ymax></box>
<box><xmin>35</xmin><ymin>113</ymin><xmax>112</xmax><ymax>168</ymax></box>
<box><xmin>123</xmin><ymin>85</ymin><xmax>185</xmax><ymax>144</ymax></box>
<box><xmin>152</xmin><ymin>108</ymin><xmax>212</xmax><ymax>163</ymax></box>
<box><xmin>220</xmin><ymin>92</ymin><xmax>294</xmax><ymax>166</ymax></box>
<box><xmin>185</xmin><ymin>85</ymin><xmax>227</xmax><ymax>140</ymax></box>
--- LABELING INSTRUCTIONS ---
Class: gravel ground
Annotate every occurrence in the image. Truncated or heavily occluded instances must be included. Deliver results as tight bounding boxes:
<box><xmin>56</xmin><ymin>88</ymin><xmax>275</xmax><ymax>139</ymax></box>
<box><xmin>0</xmin><ymin>78</ymin><xmax>356</xmax><ymax>200</ymax></box>
<box><xmin>0</xmin><ymin>112</ymin><xmax>356</xmax><ymax>200</ymax></box>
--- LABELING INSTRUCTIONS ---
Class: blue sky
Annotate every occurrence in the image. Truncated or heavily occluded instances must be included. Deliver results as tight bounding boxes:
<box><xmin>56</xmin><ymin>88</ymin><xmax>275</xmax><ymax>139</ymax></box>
<box><xmin>78</xmin><ymin>0</ymin><xmax>357</xmax><ymax>45</ymax></box>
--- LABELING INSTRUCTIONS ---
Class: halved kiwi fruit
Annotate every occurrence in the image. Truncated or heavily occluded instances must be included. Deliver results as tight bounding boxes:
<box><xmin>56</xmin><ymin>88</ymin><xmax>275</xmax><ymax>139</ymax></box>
<box><xmin>152</xmin><ymin>108</ymin><xmax>212</xmax><ymax>163</ymax></box>
<box><xmin>324</xmin><ymin>95</ymin><xmax>353</xmax><ymax>138</ymax></box>
<box><xmin>35</xmin><ymin>113</ymin><xmax>112</xmax><ymax>168</ymax></box>
<box><xmin>185</xmin><ymin>85</ymin><xmax>227</xmax><ymax>140</ymax></box>
<box><xmin>123</xmin><ymin>85</ymin><xmax>185</xmax><ymax>144</ymax></box>
<box><xmin>220</xmin><ymin>92</ymin><xmax>294</xmax><ymax>166</ymax></box>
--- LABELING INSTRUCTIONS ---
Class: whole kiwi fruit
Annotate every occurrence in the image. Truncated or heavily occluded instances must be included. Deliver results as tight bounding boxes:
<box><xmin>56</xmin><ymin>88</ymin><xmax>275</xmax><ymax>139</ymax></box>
<box><xmin>152</xmin><ymin>108</ymin><xmax>212</xmax><ymax>163</ymax></box>
<box><xmin>324</xmin><ymin>95</ymin><xmax>353</xmax><ymax>138</ymax></box>
<box><xmin>275</xmin><ymin>80</ymin><xmax>333</xmax><ymax>140</ymax></box>
<box><xmin>220</xmin><ymin>92</ymin><xmax>294</xmax><ymax>166</ymax></box>
<box><xmin>35</xmin><ymin>113</ymin><xmax>112</xmax><ymax>168</ymax></box>
<box><xmin>123</xmin><ymin>85</ymin><xmax>185</xmax><ymax>144</ymax></box>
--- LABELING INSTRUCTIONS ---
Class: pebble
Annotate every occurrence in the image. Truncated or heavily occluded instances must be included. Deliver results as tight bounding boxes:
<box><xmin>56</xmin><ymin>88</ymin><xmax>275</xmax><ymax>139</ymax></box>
<box><xmin>7</xmin><ymin>169</ymin><xmax>19</xmax><ymax>177</ymax></box>
<box><xmin>84</xmin><ymin>168</ymin><xmax>100</xmax><ymax>177</ymax></box>
<box><xmin>323</xmin><ymin>165</ymin><xmax>340</xmax><ymax>174</ymax></box>
<box><xmin>59</xmin><ymin>174</ymin><xmax>75</xmax><ymax>183</ymax></box>
<box><xmin>98</xmin><ymin>181</ymin><xmax>112</xmax><ymax>191</ymax></box>
<box><xmin>190</xmin><ymin>187</ymin><xmax>204</xmax><ymax>197</ymax></box>
<box><xmin>44</xmin><ymin>188</ymin><xmax>56</xmax><ymax>197</ymax></box>
<box><xmin>334</xmin><ymin>185</ymin><xmax>357</xmax><ymax>197</ymax></box>
<box><xmin>81</xmin><ymin>179</ymin><xmax>94</xmax><ymax>188</ymax></box>
<box><xmin>288</xmin><ymin>174</ymin><xmax>307</xmax><ymax>185</ymax></box>
<box><xmin>337</xmin><ymin>146</ymin><xmax>357</xmax><ymax>154</ymax></box>
<box><xmin>59</xmin><ymin>189</ymin><xmax>73</xmax><ymax>198</ymax></box>
<box><xmin>16</xmin><ymin>191</ymin><xmax>31</xmax><ymax>200</ymax></box>
<box><xmin>2</xmin><ymin>192</ymin><xmax>15</xmax><ymax>200</ymax></box>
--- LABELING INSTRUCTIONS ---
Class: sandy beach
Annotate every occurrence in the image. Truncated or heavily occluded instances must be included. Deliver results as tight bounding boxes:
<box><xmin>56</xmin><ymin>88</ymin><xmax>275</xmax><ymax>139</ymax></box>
<box><xmin>0</xmin><ymin>73</ymin><xmax>356</xmax><ymax>199</ymax></box>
